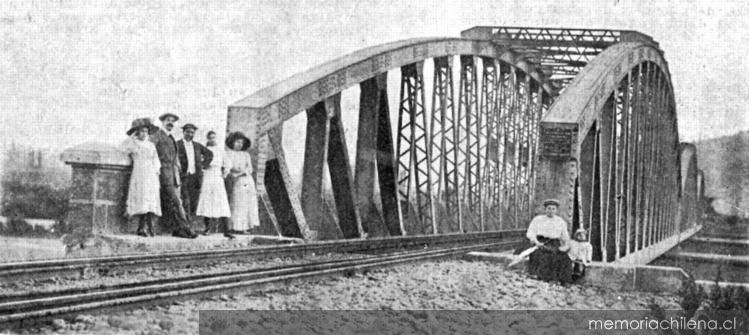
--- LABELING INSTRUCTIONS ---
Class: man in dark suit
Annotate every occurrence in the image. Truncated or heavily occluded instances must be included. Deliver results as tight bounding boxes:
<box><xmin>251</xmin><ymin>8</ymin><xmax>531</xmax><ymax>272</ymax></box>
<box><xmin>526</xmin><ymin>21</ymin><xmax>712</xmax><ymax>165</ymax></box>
<box><xmin>177</xmin><ymin>123</ymin><xmax>213</xmax><ymax>222</ymax></box>
<box><xmin>150</xmin><ymin>113</ymin><xmax>198</xmax><ymax>239</ymax></box>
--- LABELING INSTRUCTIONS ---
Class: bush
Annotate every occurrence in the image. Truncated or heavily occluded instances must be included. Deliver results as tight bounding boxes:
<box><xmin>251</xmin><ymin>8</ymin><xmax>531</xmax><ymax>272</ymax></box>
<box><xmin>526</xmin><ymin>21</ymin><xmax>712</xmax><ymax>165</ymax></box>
<box><xmin>679</xmin><ymin>274</ymin><xmax>706</xmax><ymax>317</ymax></box>
<box><xmin>668</xmin><ymin>272</ymin><xmax>749</xmax><ymax>335</ymax></box>
<box><xmin>1</xmin><ymin>178</ymin><xmax>70</xmax><ymax>236</ymax></box>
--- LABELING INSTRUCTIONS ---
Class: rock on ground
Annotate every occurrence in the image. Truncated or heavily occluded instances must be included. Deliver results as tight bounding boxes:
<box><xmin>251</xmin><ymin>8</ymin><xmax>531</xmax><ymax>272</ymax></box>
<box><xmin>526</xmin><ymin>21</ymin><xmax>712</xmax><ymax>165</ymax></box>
<box><xmin>11</xmin><ymin>260</ymin><xmax>681</xmax><ymax>334</ymax></box>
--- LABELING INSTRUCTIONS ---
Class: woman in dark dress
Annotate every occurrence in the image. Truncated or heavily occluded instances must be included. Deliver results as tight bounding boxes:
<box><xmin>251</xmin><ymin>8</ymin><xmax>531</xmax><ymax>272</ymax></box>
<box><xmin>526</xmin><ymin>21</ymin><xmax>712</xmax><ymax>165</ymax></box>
<box><xmin>524</xmin><ymin>199</ymin><xmax>573</xmax><ymax>284</ymax></box>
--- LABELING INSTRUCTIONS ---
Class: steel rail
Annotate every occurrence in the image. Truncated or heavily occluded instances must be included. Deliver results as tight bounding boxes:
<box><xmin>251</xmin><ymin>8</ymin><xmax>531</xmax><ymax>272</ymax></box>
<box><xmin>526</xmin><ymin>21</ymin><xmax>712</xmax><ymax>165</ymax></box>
<box><xmin>0</xmin><ymin>230</ymin><xmax>523</xmax><ymax>282</ymax></box>
<box><xmin>0</xmin><ymin>239</ymin><xmax>521</xmax><ymax>328</ymax></box>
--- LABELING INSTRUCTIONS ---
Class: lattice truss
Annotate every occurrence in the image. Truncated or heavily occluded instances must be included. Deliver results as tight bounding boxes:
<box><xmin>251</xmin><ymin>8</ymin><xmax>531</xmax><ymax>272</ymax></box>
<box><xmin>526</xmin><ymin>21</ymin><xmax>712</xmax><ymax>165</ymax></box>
<box><xmin>395</xmin><ymin>57</ymin><xmax>549</xmax><ymax>235</ymax></box>
<box><xmin>579</xmin><ymin>61</ymin><xmax>679</xmax><ymax>262</ymax></box>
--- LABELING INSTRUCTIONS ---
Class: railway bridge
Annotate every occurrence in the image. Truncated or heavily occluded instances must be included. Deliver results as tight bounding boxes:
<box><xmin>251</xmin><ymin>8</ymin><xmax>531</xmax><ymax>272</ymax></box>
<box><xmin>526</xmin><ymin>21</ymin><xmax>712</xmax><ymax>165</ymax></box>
<box><xmin>226</xmin><ymin>26</ymin><xmax>702</xmax><ymax>264</ymax></box>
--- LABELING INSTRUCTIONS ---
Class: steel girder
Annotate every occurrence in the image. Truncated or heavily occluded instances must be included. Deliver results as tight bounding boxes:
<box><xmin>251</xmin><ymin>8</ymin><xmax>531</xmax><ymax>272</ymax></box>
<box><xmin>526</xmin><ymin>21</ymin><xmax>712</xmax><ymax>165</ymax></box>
<box><xmin>429</xmin><ymin>56</ymin><xmax>461</xmax><ymax>233</ymax></box>
<box><xmin>397</xmin><ymin>62</ymin><xmax>435</xmax><ymax>235</ymax></box>
<box><xmin>456</xmin><ymin>56</ymin><xmax>480</xmax><ymax>232</ymax></box>
<box><xmin>480</xmin><ymin>58</ymin><xmax>501</xmax><ymax>231</ymax></box>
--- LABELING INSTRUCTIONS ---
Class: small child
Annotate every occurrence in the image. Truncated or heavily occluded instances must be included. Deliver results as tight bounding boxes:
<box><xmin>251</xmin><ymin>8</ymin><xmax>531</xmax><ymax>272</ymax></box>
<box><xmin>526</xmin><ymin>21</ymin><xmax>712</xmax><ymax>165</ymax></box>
<box><xmin>567</xmin><ymin>228</ymin><xmax>593</xmax><ymax>282</ymax></box>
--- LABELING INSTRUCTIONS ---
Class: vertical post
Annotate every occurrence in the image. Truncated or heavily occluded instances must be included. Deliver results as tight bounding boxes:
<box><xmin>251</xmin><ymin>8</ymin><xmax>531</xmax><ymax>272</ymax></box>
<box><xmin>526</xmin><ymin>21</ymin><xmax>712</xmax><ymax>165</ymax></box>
<box><xmin>356</xmin><ymin>73</ymin><xmax>401</xmax><ymax>236</ymax></box>
<box><xmin>625</xmin><ymin>70</ymin><xmax>638</xmax><ymax>254</ymax></box>
<box><xmin>523</xmin><ymin>74</ymin><xmax>534</xmax><ymax>221</ymax></box>
<box><xmin>508</xmin><ymin>66</ymin><xmax>520</xmax><ymax>228</ymax></box>
<box><xmin>579</xmin><ymin>123</ymin><xmax>601</xmax><ymax>260</ymax></box>
<box><xmin>266</xmin><ymin>128</ymin><xmax>313</xmax><ymax>239</ymax></box>
<box><xmin>635</xmin><ymin>64</ymin><xmax>647</xmax><ymax>250</ymax></box>
<box><xmin>430</xmin><ymin>56</ymin><xmax>460</xmax><ymax>233</ymax></box>
<box><xmin>613</xmin><ymin>85</ymin><xmax>623</xmax><ymax>260</ymax></box>
<box><xmin>254</xmin><ymin>135</ymin><xmax>283</xmax><ymax>236</ymax></box>
<box><xmin>458</xmin><ymin>55</ymin><xmax>480</xmax><ymax>232</ymax></box>
<box><xmin>598</xmin><ymin>93</ymin><xmax>613</xmax><ymax>262</ymax></box>
<box><xmin>643</xmin><ymin>62</ymin><xmax>656</xmax><ymax>248</ymax></box>
<box><xmin>482</xmin><ymin>59</ymin><xmax>503</xmax><ymax>231</ymax></box>
<box><xmin>397</xmin><ymin>61</ymin><xmax>434</xmax><ymax>235</ymax></box>
<box><xmin>375</xmin><ymin>74</ymin><xmax>405</xmax><ymax>236</ymax></box>
<box><xmin>326</xmin><ymin>94</ymin><xmax>365</xmax><ymax>238</ymax></box>
<box><xmin>301</xmin><ymin>102</ymin><xmax>334</xmax><ymax>238</ymax></box>
<box><xmin>478</xmin><ymin>57</ymin><xmax>497</xmax><ymax>231</ymax></box>
<box><xmin>496</xmin><ymin>63</ymin><xmax>508</xmax><ymax>230</ymax></box>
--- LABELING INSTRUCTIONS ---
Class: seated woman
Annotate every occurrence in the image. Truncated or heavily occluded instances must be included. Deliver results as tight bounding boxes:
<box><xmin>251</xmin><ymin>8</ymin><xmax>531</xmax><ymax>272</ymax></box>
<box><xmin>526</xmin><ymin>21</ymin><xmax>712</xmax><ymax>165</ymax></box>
<box><xmin>525</xmin><ymin>199</ymin><xmax>573</xmax><ymax>284</ymax></box>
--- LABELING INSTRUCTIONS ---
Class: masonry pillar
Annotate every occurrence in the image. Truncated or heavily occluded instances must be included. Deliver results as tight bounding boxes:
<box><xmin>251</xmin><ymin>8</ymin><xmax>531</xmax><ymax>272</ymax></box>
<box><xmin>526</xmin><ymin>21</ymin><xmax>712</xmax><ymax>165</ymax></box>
<box><xmin>61</xmin><ymin>142</ymin><xmax>131</xmax><ymax>237</ymax></box>
<box><xmin>533</xmin><ymin>123</ymin><xmax>579</xmax><ymax>225</ymax></box>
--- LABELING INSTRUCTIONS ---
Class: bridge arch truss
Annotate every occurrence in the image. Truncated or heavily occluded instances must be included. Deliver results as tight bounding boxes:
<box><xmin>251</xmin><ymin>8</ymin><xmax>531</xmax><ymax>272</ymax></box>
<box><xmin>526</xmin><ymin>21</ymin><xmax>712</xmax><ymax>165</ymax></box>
<box><xmin>227</xmin><ymin>27</ymin><xmax>701</xmax><ymax>266</ymax></box>
<box><xmin>534</xmin><ymin>42</ymin><xmax>691</xmax><ymax>263</ymax></box>
<box><xmin>227</xmin><ymin>38</ymin><xmax>553</xmax><ymax>239</ymax></box>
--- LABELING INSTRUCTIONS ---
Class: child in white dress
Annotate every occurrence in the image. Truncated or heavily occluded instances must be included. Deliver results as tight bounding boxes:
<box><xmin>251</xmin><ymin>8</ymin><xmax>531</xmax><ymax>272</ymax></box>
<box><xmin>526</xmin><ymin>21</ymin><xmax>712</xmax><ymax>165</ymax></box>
<box><xmin>567</xmin><ymin>227</ymin><xmax>593</xmax><ymax>282</ymax></box>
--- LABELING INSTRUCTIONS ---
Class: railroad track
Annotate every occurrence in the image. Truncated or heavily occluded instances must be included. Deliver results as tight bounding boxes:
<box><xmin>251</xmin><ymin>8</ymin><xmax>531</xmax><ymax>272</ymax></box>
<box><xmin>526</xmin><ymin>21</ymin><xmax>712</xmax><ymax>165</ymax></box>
<box><xmin>0</xmin><ymin>238</ymin><xmax>521</xmax><ymax>328</ymax></box>
<box><xmin>0</xmin><ymin>230</ymin><xmax>523</xmax><ymax>283</ymax></box>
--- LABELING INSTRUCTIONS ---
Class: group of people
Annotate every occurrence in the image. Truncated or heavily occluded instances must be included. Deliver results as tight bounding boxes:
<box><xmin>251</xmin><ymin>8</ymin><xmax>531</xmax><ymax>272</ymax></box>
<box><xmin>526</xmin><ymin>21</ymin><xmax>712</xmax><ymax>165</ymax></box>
<box><xmin>122</xmin><ymin>113</ymin><xmax>260</xmax><ymax>239</ymax></box>
<box><xmin>521</xmin><ymin>199</ymin><xmax>593</xmax><ymax>284</ymax></box>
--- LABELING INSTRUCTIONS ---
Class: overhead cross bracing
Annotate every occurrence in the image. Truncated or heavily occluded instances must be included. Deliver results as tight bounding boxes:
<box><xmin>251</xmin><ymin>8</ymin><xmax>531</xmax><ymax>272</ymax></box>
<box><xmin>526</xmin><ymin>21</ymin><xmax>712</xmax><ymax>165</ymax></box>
<box><xmin>461</xmin><ymin>26</ymin><xmax>660</xmax><ymax>91</ymax></box>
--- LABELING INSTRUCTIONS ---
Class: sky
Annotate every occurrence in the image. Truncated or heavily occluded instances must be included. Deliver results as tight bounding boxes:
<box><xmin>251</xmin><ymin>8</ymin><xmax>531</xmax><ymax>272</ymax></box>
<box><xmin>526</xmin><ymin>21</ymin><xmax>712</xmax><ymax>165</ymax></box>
<box><xmin>0</xmin><ymin>0</ymin><xmax>747</xmax><ymax>154</ymax></box>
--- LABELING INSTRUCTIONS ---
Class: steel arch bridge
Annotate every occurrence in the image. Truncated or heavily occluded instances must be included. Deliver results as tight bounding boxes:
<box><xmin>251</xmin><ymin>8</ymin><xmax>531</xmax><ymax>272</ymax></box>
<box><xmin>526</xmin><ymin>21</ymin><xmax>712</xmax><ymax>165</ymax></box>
<box><xmin>226</xmin><ymin>26</ymin><xmax>702</xmax><ymax>264</ymax></box>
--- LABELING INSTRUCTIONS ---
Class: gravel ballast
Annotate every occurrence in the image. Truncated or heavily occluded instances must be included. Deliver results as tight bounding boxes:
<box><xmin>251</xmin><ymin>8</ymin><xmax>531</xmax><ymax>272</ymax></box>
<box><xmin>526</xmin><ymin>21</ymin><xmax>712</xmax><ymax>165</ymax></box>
<box><xmin>7</xmin><ymin>259</ymin><xmax>681</xmax><ymax>334</ymax></box>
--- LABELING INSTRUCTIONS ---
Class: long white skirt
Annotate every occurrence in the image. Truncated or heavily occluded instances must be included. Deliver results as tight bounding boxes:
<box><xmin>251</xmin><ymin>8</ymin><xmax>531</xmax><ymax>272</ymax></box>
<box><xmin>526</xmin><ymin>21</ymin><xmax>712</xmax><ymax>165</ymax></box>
<box><xmin>196</xmin><ymin>167</ymin><xmax>231</xmax><ymax>218</ymax></box>
<box><xmin>229</xmin><ymin>175</ymin><xmax>260</xmax><ymax>230</ymax></box>
<box><xmin>126</xmin><ymin>141</ymin><xmax>161</xmax><ymax>217</ymax></box>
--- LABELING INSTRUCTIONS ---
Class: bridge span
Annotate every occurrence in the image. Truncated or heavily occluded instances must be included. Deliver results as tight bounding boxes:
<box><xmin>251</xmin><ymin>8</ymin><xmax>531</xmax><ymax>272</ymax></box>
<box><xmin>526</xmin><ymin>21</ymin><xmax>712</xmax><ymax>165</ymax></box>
<box><xmin>226</xmin><ymin>26</ymin><xmax>702</xmax><ymax>265</ymax></box>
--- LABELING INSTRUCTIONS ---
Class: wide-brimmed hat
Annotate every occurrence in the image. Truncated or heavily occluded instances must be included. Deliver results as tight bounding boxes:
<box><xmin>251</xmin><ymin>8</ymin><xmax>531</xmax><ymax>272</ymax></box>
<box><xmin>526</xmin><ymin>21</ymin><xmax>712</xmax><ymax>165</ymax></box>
<box><xmin>182</xmin><ymin>123</ymin><xmax>198</xmax><ymax>131</ymax></box>
<box><xmin>126</xmin><ymin>118</ymin><xmax>159</xmax><ymax>136</ymax></box>
<box><xmin>542</xmin><ymin>198</ymin><xmax>560</xmax><ymax>207</ymax></box>
<box><xmin>225</xmin><ymin>131</ymin><xmax>251</xmax><ymax>150</ymax></box>
<box><xmin>158</xmin><ymin>113</ymin><xmax>180</xmax><ymax>122</ymax></box>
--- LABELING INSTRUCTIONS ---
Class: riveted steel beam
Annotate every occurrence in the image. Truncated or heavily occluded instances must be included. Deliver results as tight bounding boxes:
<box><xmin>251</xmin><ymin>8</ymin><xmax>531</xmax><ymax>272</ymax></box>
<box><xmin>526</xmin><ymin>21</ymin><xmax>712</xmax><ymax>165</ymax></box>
<box><xmin>356</xmin><ymin>73</ymin><xmax>403</xmax><ymax>237</ymax></box>
<box><xmin>396</xmin><ymin>61</ymin><xmax>435</xmax><ymax>235</ymax></box>
<box><xmin>266</xmin><ymin>128</ymin><xmax>312</xmax><ymax>239</ymax></box>
<box><xmin>429</xmin><ymin>56</ymin><xmax>461</xmax><ymax>233</ymax></box>
<box><xmin>481</xmin><ymin>58</ymin><xmax>502</xmax><ymax>231</ymax></box>
<box><xmin>457</xmin><ymin>55</ymin><xmax>480</xmax><ymax>232</ymax></box>
<box><xmin>253</xmin><ymin>135</ymin><xmax>283</xmax><ymax>236</ymax></box>
<box><xmin>325</xmin><ymin>95</ymin><xmax>365</xmax><ymax>239</ymax></box>
<box><xmin>476</xmin><ymin>57</ymin><xmax>498</xmax><ymax>231</ymax></box>
<box><xmin>301</xmin><ymin>101</ymin><xmax>335</xmax><ymax>239</ymax></box>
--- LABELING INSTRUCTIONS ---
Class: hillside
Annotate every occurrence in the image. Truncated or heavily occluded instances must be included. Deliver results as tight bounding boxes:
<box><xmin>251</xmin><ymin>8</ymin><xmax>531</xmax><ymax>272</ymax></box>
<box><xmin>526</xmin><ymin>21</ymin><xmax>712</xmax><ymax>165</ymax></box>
<box><xmin>694</xmin><ymin>130</ymin><xmax>749</xmax><ymax>215</ymax></box>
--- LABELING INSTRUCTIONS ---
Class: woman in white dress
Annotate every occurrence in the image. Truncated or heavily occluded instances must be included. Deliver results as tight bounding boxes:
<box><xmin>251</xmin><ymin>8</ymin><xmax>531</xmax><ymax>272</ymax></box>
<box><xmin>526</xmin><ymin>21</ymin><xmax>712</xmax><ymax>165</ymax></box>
<box><xmin>196</xmin><ymin>130</ymin><xmax>234</xmax><ymax>239</ymax></box>
<box><xmin>122</xmin><ymin>118</ymin><xmax>161</xmax><ymax>237</ymax></box>
<box><xmin>224</xmin><ymin>131</ymin><xmax>260</xmax><ymax>233</ymax></box>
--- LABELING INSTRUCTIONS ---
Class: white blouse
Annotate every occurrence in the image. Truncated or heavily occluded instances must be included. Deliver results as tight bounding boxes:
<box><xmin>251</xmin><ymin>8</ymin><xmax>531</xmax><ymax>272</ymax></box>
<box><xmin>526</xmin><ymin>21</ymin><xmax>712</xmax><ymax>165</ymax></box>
<box><xmin>525</xmin><ymin>214</ymin><xmax>570</xmax><ymax>245</ymax></box>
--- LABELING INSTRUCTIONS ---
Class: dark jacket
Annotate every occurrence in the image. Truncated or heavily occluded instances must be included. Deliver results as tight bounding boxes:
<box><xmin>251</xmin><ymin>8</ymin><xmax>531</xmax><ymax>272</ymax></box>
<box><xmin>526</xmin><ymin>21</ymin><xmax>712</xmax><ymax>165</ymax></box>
<box><xmin>150</xmin><ymin>129</ymin><xmax>181</xmax><ymax>187</ymax></box>
<box><xmin>176</xmin><ymin>139</ymin><xmax>213</xmax><ymax>178</ymax></box>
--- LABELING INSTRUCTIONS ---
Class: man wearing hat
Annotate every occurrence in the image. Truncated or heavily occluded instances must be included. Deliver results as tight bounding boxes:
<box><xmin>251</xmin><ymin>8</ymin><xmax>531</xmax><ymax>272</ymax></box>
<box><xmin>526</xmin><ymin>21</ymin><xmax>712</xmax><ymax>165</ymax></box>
<box><xmin>150</xmin><ymin>112</ymin><xmax>198</xmax><ymax>239</ymax></box>
<box><xmin>177</xmin><ymin>123</ymin><xmax>213</xmax><ymax>223</ymax></box>
<box><xmin>523</xmin><ymin>198</ymin><xmax>573</xmax><ymax>283</ymax></box>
